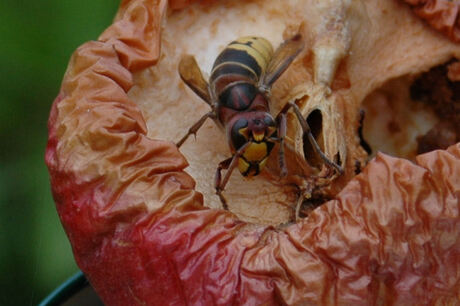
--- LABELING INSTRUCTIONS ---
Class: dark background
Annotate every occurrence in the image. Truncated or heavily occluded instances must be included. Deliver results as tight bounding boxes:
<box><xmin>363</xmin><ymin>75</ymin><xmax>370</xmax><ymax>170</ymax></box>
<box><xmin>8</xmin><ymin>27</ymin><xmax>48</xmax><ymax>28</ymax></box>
<box><xmin>0</xmin><ymin>1</ymin><xmax>118</xmax><ymax>304</ymax></box>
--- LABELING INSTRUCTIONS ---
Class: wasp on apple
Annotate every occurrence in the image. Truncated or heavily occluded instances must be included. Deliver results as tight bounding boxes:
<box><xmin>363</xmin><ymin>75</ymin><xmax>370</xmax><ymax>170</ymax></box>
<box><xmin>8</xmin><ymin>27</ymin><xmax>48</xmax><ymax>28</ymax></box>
<box><xmin>177</xmin><ymin>35</ymin><xmax>342</xmax><ymax>209</ymax></box>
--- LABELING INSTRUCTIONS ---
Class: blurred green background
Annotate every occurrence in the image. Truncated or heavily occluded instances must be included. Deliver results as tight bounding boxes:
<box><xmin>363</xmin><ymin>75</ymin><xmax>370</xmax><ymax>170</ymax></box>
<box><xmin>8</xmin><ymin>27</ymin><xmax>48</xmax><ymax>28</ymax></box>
<box><xmin>0</xmin><ymin>1</ymin><xmax>118</xmax><ymax>304</ymax></box>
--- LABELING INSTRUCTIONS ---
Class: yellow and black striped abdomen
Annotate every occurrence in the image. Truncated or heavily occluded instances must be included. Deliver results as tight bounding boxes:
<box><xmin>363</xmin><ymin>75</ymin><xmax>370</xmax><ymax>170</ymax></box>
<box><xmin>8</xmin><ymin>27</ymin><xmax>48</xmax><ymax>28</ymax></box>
<box><xmin>210</xmin><ymin>37</ymin><xmax>274</xmax><ymax>93</ymax></box>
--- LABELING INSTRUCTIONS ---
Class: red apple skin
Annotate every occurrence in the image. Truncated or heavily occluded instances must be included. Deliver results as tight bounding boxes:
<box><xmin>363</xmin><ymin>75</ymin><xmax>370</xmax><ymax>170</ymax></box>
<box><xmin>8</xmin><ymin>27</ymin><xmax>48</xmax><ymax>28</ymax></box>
<box><xmin>403</xmin><ymin>0</ymin><xmax>460</xmax><ymax>43</ymax></box>
<box><xmin>46</xmin><ymin>0</ymin><xmax>460</xmax><ymax>305</ymax></box>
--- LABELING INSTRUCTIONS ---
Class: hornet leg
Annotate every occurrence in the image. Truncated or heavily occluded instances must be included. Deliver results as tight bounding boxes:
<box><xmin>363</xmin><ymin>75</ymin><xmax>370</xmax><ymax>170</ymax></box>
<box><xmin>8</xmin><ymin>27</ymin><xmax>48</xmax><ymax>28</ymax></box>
<box><xmin>278</xmin><ymin>102</ymin><xmax>343</xmax><ymax>174</ymax></box>
<box><xmin>176</xmin><ymin>111</ymin><xmax>215</xmax><ymax>147</ymax></box>
<box><xmin>214</xmin><ymin>143</ymin><xmax>249</xmax><ymax>210</ymax></box>
<box><xmin>274</xmin><ymin>110</ymin><xmax>288</xmax><ymax>177</ymax></box>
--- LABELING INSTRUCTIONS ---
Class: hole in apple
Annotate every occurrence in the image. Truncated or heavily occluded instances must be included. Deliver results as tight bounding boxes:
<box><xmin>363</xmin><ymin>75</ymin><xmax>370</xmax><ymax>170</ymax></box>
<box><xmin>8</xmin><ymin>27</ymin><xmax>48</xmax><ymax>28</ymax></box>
<box><xmin>410</xmin><ymin>60</ymin><xmax>459</xmax><ymax>154</ymax></box>
<box><xmin>360</xmin><ymin>59</ymin><xmax>459</xmax><ymax>160</ymax></box>
<box><xmin>303</xmin><ymin>109</ymin><xmax>324</xmax><ymax>169</ymax></box>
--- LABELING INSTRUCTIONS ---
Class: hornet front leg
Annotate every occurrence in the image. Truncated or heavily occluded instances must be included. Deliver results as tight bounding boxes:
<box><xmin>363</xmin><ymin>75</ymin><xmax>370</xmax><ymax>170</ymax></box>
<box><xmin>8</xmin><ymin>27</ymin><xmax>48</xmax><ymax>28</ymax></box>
<box><xmin>214</xmin><ymin>142</ymin><xmax>250</xmax><ymax>210</ymax></box>
<box><xmin>277</xmin><ymin>102</ymin><xmax>343</xmax><ymax>174</ymax></box>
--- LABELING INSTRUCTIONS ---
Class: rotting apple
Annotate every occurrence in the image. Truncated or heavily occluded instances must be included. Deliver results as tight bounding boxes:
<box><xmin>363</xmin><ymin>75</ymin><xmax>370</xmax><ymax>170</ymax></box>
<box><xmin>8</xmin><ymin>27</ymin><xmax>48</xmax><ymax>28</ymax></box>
<box><xmin>46</xmin><ymin>0</ymin><xmax>460</xmax><ymax>304</ymax></box>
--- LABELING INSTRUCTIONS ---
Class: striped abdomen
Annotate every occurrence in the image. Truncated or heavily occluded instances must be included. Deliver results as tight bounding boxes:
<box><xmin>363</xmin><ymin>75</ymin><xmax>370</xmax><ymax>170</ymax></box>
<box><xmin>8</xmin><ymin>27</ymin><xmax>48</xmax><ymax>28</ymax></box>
<box><xmin>210</xmin><ymin>37</ymin><xmax>274</xmax><ymax>110</ymax></box>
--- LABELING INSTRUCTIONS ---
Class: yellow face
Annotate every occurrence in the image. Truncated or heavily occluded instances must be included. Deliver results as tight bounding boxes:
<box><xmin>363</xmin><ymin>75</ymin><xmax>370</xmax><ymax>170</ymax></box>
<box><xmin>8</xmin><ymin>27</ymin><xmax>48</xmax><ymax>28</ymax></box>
<box><xmin>237</xmin><ymin>142</ymin><xmax>270</xmax><ymax>176</ymax></box>
<box><xmin>229</xmin><ymin>113</ymin><xmax>277</xmax><ymax>177</ymax></box>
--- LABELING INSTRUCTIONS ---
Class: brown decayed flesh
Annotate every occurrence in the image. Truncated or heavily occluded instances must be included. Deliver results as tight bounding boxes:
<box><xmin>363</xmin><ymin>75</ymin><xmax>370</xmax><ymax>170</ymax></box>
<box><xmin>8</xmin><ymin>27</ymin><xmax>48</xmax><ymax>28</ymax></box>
<box><xmin>402</xmin><ymin>0</ymin><xmax>460</xmax><ymax>43</ymax></box>
<box><xmin>411</xmin><ymin>61</ymin><xmax>460</xmax><ymax>153</ymax></box>
<box><xmin>45</xmin><ymin>0</ymin><xmax>460</xmax><ymax>304</ymax></box>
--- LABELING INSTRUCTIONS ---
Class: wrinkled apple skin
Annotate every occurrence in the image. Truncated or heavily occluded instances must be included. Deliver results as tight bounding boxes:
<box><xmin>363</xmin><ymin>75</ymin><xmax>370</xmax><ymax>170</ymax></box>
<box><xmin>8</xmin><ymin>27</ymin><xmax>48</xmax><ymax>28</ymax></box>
<box><xmin>403</xmin><ymin>0</ymin><xmax>460</xmax><ymax>43</ymax></box>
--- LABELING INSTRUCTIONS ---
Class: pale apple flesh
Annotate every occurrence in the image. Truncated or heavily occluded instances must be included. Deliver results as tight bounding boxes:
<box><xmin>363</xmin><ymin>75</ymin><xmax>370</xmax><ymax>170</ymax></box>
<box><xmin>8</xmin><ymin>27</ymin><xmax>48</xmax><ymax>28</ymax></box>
<box><xmin>128</xmin><ymin>0</ymin><xmax>460</xmax><ymax>224</ymax></box>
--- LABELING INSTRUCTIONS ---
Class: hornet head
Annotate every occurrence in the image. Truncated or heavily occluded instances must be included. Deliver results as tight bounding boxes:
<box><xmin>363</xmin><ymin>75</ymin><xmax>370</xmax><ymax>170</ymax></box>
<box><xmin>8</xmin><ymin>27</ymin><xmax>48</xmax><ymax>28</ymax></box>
<box><xmin>227</xmin><ymin>111</ymin><xmax>277</xmax><ymax>176</ymax></box>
